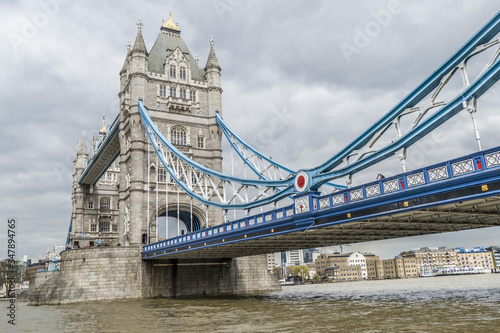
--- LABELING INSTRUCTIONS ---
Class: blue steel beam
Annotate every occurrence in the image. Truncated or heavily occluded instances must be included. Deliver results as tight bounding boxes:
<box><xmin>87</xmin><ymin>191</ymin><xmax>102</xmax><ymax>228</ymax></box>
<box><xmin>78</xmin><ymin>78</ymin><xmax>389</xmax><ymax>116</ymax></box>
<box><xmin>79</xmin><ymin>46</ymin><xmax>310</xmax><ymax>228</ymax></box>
<box><xmin>312</xmin><ymin>10</ymin><xmax>500</xmax><ymax>175</ymax></box>
<box><xmin>143</xmin><ymin>146</ymin><xmax>500</xmax><ymax>259</ymax></box>
<box><xmin>216</xmin><ymin>112</ymin><xmax>347</xmax><ymax>190</ymax></box>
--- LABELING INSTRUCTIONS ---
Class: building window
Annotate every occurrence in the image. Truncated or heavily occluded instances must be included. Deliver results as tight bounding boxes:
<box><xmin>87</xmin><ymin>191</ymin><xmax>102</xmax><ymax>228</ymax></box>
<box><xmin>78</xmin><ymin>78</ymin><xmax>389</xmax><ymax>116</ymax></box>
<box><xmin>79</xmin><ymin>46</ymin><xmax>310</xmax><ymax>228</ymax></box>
<box><xmin>158</xmin><ymin>168</ymin><xmax>166</xmax><ymax>182</ymax></box>
<box><xmin>160</xmin><ymin>85</ymin><xmax>167</xmax><ymax>97</ymax></box>
<box><xmin>112</xmin><ymin>224</ymin><xmax>118</xmax><ymax>232</ymax></box>
<box><xmin>170</xmin><ymin>87</ymin><xmax>176</xmax><ymax>98</ymax></box>
<box><xmin>88</xmin><ymin>201</ymin><xmax>94</xmax><ymax>209</ymax></box>
<box><xmin>190</xmin><ymin>90</ymin><xmax>196</xmax><ymax>102</ymax></box>
<box><xmin>90</xmin><ymin>224</ymin><xmax>97</xmax><ymax>232</ymax></box>
<box><xmin>170</xmin><ymin>65</ymin><xmax>176</xmax><ymax>78</ymax></box>
<box><xmin>99</xmin><ymin>221</ymin><xmax>110</xmax><ymax>232</ymax></box>
<box><xmin>180</xmin><ymin>67</ymin><xmax>186</xmax><ymax>80</ymax></box>
<box><xmin>171</xmin><ymin>127</ymin><xmax>187</xmax><ymax>146</ymax></box>
<box><xmin>100</xmin><ymin>197</ymin><xmax>111</xmax><ymax>210</ymax></box>
<box><xmin>197</xmin><ymin>136</ymin><xmax>204</xmax><ymax>149</ymax></box>
<box><xmin>180</xmin><ymin>88</ymin><xmax>187</xmax><ymax>99</ymax></box>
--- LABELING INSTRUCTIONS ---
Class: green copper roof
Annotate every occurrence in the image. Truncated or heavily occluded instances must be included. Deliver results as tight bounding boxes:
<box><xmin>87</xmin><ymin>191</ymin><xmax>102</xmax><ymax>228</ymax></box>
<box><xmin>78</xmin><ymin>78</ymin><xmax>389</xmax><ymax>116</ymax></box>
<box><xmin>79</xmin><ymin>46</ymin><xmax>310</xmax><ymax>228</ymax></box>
<box><xmin>148</xmin><ymin>32</ymin><xmax>205</xmax><ymax>81</ymax></box>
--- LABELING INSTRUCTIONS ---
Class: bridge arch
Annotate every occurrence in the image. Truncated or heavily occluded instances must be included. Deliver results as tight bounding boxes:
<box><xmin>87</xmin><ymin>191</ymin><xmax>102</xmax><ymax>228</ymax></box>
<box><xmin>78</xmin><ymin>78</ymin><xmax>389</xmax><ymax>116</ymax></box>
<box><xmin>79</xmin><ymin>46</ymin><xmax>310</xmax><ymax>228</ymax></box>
<box><xmin>149</xmin><ymin>203</ymin><xmax>204</xmax><ymax>240</ymax></box>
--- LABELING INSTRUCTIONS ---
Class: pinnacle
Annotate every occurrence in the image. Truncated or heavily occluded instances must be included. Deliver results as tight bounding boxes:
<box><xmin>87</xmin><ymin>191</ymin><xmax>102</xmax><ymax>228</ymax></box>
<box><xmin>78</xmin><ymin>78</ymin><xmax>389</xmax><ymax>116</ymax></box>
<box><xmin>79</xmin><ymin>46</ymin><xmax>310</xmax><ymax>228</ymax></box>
<box><xmin>204</xmin><ymin>36</ymin><xmax>221</xmax><ymax>72</ymax></box>
<box><xmin>132</xmin><ymin>19</ymin><xmax>148</xmax><ymax>54</ymax></box>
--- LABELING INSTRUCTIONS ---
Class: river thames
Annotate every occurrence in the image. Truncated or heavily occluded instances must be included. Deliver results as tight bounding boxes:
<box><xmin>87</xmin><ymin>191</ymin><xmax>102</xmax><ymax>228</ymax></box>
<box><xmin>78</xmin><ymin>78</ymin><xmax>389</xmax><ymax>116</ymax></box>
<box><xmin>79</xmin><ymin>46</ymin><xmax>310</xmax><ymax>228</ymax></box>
<box><xmin>3</xmin><ymin>274</ymin><xmax>499</xmax><ymax>332</ymax></box>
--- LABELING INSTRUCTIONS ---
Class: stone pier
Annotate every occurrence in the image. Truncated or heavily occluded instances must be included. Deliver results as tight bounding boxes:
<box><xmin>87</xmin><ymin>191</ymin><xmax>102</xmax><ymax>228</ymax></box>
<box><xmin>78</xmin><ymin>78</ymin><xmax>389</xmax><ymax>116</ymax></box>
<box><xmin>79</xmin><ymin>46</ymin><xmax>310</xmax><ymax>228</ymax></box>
<box><xmin>28</xmin><ymin>246</ymin><xmax>280</xmax><ymax>305</ymax></box>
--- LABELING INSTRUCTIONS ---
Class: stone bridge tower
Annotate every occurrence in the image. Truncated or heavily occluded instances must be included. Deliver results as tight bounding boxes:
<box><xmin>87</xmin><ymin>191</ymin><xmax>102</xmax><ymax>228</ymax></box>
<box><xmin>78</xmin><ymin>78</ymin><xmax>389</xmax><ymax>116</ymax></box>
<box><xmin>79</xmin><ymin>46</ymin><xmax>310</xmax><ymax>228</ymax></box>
<box><xmin>118</xmin><ymin>14</ymin><xmax>224</xmax><ymax>246</ymax></box>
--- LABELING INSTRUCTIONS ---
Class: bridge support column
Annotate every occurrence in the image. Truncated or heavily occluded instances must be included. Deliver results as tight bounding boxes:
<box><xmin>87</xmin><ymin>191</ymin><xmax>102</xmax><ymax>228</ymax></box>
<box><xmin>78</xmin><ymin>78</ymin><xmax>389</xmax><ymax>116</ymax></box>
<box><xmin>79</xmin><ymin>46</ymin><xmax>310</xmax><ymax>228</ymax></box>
<box><xmin>143</xmin><ymin>254</ymin><xmax>280</xmax><ymax>298</ymax></box>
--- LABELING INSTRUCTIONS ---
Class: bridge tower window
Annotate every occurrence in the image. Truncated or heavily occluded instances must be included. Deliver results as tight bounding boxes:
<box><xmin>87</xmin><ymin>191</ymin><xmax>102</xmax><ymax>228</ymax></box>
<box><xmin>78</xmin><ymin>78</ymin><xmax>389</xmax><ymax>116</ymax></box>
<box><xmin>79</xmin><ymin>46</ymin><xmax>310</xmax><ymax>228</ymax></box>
<box><xmin>88</xmin><ymin>201</ymin><xmax>94</xmax><ymax>209</ymax></box>
<box><xmin>170</xmin><ymin>65</ymin><xmax>176</xmax><ymax>78</ymax></box>
<box><xmin>100</xmin><ymin>197</ymin><xmax>111</xmax><ymax>210</ymax></box>
<box><xmin>160</xmin><ymin>85</ymin><xmax>167</xmax><ymax>97</ymax></box>
<box><xmin>99</xmin><ymin>221</ymin><xmax>110</xmax><ymax>232</ymax></box>
<box><xmin>197</xmin><ymin>136</ymin><xmax>204</xmax><ymax>149</ymax></box>
<box><xmin>158</xmin><ymin>168</ymin><xmax>166</xmax><ymax>182</ymax></box>
<box><xmin>171</xmin><ymin>127</ymin><xmax>187</xmax><ymax>146</ymax></box>
<box><xmin>190</xmin><ymin>90</ymin><xmax>196</xmax><ymax>102</ymax></box>
<box><xmin>180</xmin><ymin>67</ymin><xmax>186</xmax><ymax>80</ymax></box>
<box><xmin>170</xmin><ymin>87</ymin><xmax>176</xmax><ymax>98</ymax></box>
<box><xmin>180</xmin><ymin>88</ymin><xmax>187</xmax><ymax>99</ymax></box>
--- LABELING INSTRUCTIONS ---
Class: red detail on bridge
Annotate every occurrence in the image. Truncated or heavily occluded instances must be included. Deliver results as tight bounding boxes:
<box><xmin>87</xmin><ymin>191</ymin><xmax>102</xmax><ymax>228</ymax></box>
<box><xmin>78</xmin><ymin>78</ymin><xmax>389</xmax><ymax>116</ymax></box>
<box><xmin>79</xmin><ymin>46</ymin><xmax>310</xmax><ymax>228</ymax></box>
<box><xmin>344</xmin><ymin>193</ymin><xmax>349</xmax><ymax>202</ymax></box>
<box><xmin>476</xmin><ymin>158</ymin><xmax>483</xmax><ymax>170</ymax></box>
<box><xmin>297</xmin><ymin>175</ymin><xmax>305</xmax><ymax>188</ymax></box>
<box><xmin>400</xmin><ymin>180</ymin><xmax>405</xmax><ymax>189</ymax></box>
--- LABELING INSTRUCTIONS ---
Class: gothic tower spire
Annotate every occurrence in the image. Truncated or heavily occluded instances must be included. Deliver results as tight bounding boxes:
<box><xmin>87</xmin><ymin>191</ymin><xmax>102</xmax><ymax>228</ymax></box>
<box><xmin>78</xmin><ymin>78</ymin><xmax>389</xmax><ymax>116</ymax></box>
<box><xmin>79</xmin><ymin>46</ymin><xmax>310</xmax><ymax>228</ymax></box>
<box><xmin>205</xmin><ymin>36</ymin><xmax>221</xmax><ymax>72</ymax></box>
<box><xmin>132</xmin><ymin>19</ymin><xmax>148</xmax><ymax>54</ymax></box>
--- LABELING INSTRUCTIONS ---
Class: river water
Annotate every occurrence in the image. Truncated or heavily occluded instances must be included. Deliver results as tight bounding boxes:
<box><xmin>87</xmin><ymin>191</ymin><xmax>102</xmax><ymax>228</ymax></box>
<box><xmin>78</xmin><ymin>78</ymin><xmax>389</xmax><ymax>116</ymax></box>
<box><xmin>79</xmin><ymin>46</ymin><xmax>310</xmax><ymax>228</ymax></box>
<box><xmin>3</xmin><ymin>274</ymin><xmax>499</xmax><ymax>332</ymax></box>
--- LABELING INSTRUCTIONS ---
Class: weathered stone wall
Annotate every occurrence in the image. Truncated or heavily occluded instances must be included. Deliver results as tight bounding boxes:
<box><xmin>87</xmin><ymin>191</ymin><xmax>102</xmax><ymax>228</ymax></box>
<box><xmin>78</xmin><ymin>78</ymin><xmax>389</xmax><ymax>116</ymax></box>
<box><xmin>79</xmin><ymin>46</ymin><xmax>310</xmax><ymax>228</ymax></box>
<box><xmin>29</xmin><ymin>246</ymin><xmax>143</xmax><ymax>305</ymax></box>
<box><xmin>143</xmin><ymin>255</ymin><xmax>280</xmax><ymax>298</ymax></box>
<box><xmin>29</xmin><ymin>247</ymin><xmax>280</xmax><ymax>305</ymax></box>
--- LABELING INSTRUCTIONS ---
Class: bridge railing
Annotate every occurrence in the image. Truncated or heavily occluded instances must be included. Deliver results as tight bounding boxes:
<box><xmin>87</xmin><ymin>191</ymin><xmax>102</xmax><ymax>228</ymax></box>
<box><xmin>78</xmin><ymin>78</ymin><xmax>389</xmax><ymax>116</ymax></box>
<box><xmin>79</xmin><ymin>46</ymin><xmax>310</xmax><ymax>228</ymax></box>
<box><xmin>142</xmin><ymin>146</ymin><xmax>500</xmax><ymax>255</ymax></box>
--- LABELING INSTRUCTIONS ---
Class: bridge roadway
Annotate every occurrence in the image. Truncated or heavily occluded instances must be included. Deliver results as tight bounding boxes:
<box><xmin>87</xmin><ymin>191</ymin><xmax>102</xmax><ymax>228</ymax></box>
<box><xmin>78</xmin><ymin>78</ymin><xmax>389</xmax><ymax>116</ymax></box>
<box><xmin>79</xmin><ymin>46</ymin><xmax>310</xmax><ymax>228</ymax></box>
<box><xmin>143</xmin><ymin>146</ymin><xmax>500</xmax><ymax>260</ymax></box>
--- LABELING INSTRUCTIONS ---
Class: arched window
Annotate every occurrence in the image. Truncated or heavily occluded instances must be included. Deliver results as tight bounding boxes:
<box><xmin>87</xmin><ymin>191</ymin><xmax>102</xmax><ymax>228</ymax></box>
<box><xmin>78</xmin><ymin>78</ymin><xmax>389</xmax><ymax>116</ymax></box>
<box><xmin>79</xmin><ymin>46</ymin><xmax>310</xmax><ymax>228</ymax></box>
<box><xmin>100</xmin><ymin>197</ymin><xmax>111</xmax><ymax>210</ymax></box>
<box><xmin>171</xmin><ymin>127</ymin><xmax>187</xmax><ymax>146</ymax></box>
<box><xmin>180</xmin><ymin>67</ymin><xmax>186</xmax><ymax>80</ymax></box>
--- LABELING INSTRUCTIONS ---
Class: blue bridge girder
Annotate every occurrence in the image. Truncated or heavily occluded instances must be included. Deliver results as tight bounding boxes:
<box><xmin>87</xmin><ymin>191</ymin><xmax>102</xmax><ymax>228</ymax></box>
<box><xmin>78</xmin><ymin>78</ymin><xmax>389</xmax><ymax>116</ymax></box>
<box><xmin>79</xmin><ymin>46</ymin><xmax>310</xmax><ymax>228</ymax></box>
<box><xmin>142</xmin><ymin>146</ymin><xmax>500</xmax><ymax>260</ymax></box>
<box><xmin>79</xmin><ymin>115</ymin><xmax>120</xmax><ymax>185</ymax></box>
<box><xmin>136</xmin><ymin>10</ymin><xmax>500</xmax><ymax>210</ymax></box>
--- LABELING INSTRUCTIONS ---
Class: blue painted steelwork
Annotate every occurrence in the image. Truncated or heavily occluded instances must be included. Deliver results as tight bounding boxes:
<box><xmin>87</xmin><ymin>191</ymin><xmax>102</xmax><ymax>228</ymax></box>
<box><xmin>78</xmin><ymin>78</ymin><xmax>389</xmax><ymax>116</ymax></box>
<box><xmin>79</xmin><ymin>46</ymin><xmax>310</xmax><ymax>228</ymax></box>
<box><xmin>65</xmin><ymin>218</ymin><xmax>72</xmax><ymax>248</ymax></box>
<box><xmin>79</xmin><ymin>114</ymin><xmax>120</xmax><ymax>185</ymax></box>
<box><xmin>216</xmin><ymin>112</ymin><xmax>347</xmax><ymax>190</ymax></box>
<box><xmin>142</xmin><ymin>146</ymin><xmax>500</xmax><ymax>258</ymax></box>
<box><xmin>139</xmin><ymin>100</ymin><xmax>299</xmax><ymax>209</ymax></box>
<box><xmin>309</xmin><ymin>11</ymin><xmax>500</xmax><ymax>186</ymax></box>
<box><xmin>139</xmin><ymin>11</ymin><xmax>500</xmax><ymax>210</ymax></box>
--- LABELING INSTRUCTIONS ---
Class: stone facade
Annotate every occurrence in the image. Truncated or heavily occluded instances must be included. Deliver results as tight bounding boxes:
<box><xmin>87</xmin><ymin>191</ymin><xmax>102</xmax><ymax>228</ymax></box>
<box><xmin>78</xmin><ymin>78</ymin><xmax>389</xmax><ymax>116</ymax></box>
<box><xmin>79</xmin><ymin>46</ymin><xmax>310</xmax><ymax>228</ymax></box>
<box><xmin>70</xmin><ymin>15</ymin><xmax>224</xmax><ymax>248</ymax></box>
<box><xmin>33</xmin><ymin>16</ymin><xmax>280</xmax><ymax>305</ymax></box>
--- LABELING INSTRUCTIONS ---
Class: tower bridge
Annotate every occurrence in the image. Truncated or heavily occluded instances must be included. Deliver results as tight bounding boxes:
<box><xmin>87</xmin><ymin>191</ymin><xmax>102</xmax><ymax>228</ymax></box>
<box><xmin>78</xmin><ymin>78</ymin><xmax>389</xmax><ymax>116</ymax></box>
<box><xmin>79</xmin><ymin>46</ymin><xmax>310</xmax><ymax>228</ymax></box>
<box><xmin>28</xmin><ymin>11</ymin><xmax>500</xmax><ymax>305</ymax></box>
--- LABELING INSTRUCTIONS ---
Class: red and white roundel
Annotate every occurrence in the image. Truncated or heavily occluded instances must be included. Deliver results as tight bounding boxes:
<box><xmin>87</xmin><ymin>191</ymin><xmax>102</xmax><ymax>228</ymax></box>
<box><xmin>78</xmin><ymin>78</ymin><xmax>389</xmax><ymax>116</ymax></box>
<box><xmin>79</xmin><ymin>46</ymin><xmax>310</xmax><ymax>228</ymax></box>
<box><xmin>295</xmin><ymin>171</ymin><xmax>309</xmax><ymax>192</ymax></box>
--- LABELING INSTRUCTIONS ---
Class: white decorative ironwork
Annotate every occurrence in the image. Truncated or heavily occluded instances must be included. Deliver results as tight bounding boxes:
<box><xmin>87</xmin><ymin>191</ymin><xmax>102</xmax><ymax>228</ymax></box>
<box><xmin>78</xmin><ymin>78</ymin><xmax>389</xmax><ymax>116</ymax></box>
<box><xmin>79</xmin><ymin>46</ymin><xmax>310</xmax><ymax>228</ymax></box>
<box><xmin>407</xmin><ymin>172</ymin><xmax>425</xmax><ymax>187</ymax></box>
<box><xmin>319</xmin><ymin>197</ymin><xmax>330</xmax><ymax>209</ymax></box>
<box><xmin>276</xmin><ymin>211</ymin><xmax>284</xmax><ymax>219</ymax></box>
<box><xmin>485</xmin><ymin>152</ymin><xmax>500</xmax><ymax>168</ymax></box>
<box><xmin>240</xmin><ymin>221</ymin><xmax>246</xmax><ymax>228</ymax></box>
<box><xmin>383</xmin><ymin>179</ymin><xmax>399</xmax><ymax>193</ymax></box>
<box><xmin>257</xmin><ymin>216</ymin><xmax>263</xmax><ymax>223</ymax></box>
<box><xmin>452</xmin><ymin>159</ymin><xmax>474</xmax><ymax>176</ymax></box>
<box><xmin>295</xmin><ymin>196</ymin><xmax>309</xmax><ymax>214</ymax></box>
<box><xmin>366</xmin><ymin>184</ymin><xmax>380</xmax><ymax>197</ymax></box>
<box><xmin>350</xmin><ymin>189</ymin><xmax>363</xmax><ymax>201</ymax></box>
<box><xmin>265</xmin><ymin>214</ymin><xmax>273</xmax><ymax>222</ymax></box>
<box><xmin>332</xmin><ymin>194</ymin><xmax>344</xmax><ymax>206</ymax></box>
<box><xmin>428</xmin><ymin>166</ymin><xmax>449</xmax><ymax>182</ymax></box>
<box><xmin>249</xmin><ymin>219</ymin><xmax>255</xmax><ymax>226</ymax></box>
<box><xmin>286</xmin><ymin>209</ymin><xmax>294</xmax><ymax>217</ymax></box>
<box><xmin>227</xmin><ymin>224</ymin><xmax>232</xmax><ymax>231</ymax></box>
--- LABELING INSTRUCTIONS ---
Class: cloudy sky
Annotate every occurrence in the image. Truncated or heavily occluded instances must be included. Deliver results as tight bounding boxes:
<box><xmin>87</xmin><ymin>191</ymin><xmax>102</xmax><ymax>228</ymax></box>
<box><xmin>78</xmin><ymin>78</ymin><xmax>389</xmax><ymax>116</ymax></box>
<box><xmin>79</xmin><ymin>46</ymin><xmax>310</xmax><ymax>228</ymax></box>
<box><xmin>1</xmin><ymin>0</ymin><xmax>500</xmax><ymax>260</ymax></box>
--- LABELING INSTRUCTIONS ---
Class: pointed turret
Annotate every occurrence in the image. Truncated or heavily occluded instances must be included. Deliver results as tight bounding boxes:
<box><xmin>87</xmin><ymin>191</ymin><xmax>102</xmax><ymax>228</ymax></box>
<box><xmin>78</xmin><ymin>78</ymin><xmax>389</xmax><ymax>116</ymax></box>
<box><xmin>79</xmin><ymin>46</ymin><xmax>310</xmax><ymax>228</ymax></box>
<box><xmin>132</xmin><ymin>19</ymin><xmax>148</xmax><ymax>54</ymax></box>
<box><xmin>205</xmin><ymin>36</ymin><xmax>221</xmax><ymax>72</ymax></box>
<box><xmin>77</xmin><ymin>132</ymin><xmax>88</xmax><ymax>157</ymax></box>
